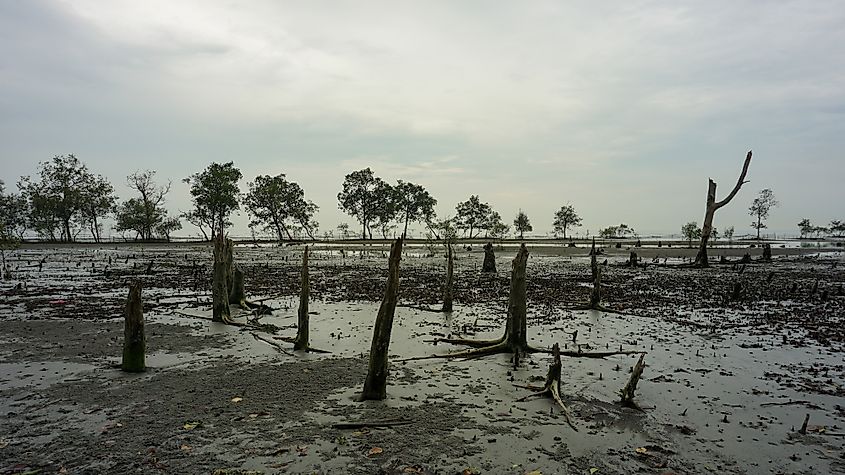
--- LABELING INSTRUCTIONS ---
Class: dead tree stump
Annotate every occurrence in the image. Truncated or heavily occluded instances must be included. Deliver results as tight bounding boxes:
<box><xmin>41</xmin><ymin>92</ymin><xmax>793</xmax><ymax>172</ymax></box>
<box><xmin>122</xmin><ymin>282</ymin><xmax>145</xmax><ymax>373</ymax></box>
<box><xmin>620</xmin><ymin>353</ymin><xmax>645</xmax><ymax>407</ymax></box>
<box><xmin>212</xmin><ymin>235</ymin><xmax>233</xmax><ymax>323</ymax></box>
<box><xmin>628</xmin><ymin>251</ymin><xmax>638</xmax><ymax>267</ymax></box>
<box><xmin>294</xmin><ymin>247</ymin><xmax>311</xmax><ymax>351</ymax></box>
<box><xmin>482</xmin><ymin>242</ymin><xmax>496</xmax><ymax>273</ymax></box>
<box><xmin>695</xmin><ymin>151</ymin><xmax>753</xmax><ymax>267</ymax></box>
<box><xmin>516</xmin><ymin>343</ymin><xmax>576</xmax><ymax>430</ymax></box>
<box><xmin>441</xmin><ymin>243</ymin><xmax>454</xmax><ymax>312</ymax></box>
<box><xmin>762</xmin><ymin>243</ymin><xmax>772</xmax><ymax>261</ymax></box>
<box><xmin>359</xmin><ymin>237</ymin><xmax>404</xmax><ymax>401</ymax></box>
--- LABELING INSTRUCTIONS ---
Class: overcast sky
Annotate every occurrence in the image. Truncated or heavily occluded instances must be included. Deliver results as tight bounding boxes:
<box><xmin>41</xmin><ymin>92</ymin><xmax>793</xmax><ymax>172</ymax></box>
<box><xmin>1</xmin><ymin>0</ymin><xmax>843</xmax><ymax>238</ymax></box>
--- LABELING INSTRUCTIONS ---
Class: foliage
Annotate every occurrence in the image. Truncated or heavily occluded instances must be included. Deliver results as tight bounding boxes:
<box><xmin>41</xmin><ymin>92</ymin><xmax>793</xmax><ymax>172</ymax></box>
<box><xmin>486</xmin><ymin>211</ymin><xmax>510</xmax><ymax>239</ymax></box>
<box><xmin>681</xmin><ymin>221</ymin><xmax>702</xmax><ymax>247</ymax></box>
<box><xmin>115</xmin><ymin>170</ymin><xmax>179</xmax><ymax>241</ymax></box>
<box><xmin>244</xmin><ymin>174</ymin><xmax>319</xmax><ymax>241</ymax></box>
<box><xmin>723</xmin><ymin>225</ymin><xmax>735</xmax><ymax>242</ymax></box>
<box><xmin>0</xmin><ymin>181</ymin><xmax>23</xmax><ymax>276</ymax></box>
<box><xmin>394</xmin><ymin>180</ymin><xmax>437</xmax><ymax>237</ymax></box>
<box><xmin>599</xmin><ymin>223</ymin><xmax>634</xmax><ymax>239</ymax></box>
<box><xmin>454</xmin><ymin>195</ymin><xmax>497</xmax><ymax>239</ymax></box>
<box><xmin>749</xmin><ymin>188</ymin><xmax>778</xmax><ymax>239</ymax></box>
<box><xmin>337</xmin><ymin>168</ymin><xmax>384</xmax><ymax>239</ymax></box>
<box><xmin>371</xmin><ymin>180</ymin><xmax>398</xmax><ymax>239</ymax></box>
<box><xmin>184</xmin><ymin>162</ymin><xmax>242</xmax><ymax>239</ymax></box>
<box><xmin>336</xmin><ymin>223</ymin><xmax>350</xmax><ymax>239</ymax></box>
<box><xmin>79</xmin><ymin>174</ymin><xmax>116</xmax><ymax>243</ymax></box>
<box><xmin>513</xmin><ymin>210</ymin><xmax>532</xmax><ymax>239</ymax></box>
<box><xmin>553</xmin><ymin>204</ymin><xmax>582</xmax><ymax>239</ymax></box>
<box><xmin>0</xmin><ymin>180</ymin><xmax>28</xmax><ymax>240</ymax></box>
<box><xmin>18</xmin><ymin>154</ymin><xmax>111</xmax><ymax>242</ymax></box>
<box><xmin>830</xmin><ymin>220</ymin><xmax>845</xmax><ymax>237</ymax></box>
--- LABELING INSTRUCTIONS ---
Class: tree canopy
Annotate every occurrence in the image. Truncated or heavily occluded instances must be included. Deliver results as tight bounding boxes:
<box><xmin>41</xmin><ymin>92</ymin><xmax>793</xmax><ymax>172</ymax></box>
<box><xmin>184</xmin><ymin>162</ymin><xmax>242</xmax><ymax>239</ymax></box>
<box><xmin>244</xmin><ymin>174</ymin><xmax>319</xmax><ymax>241</ymax></box>
<box><xmin>115</xmin><ymin>170</ymin><xmax>180</xmax><ymax>241</ymax></box>
<box><xmin>553</xmin><ymin>205</ymin><xmax>582</xmax><ymax>239</ymax></box>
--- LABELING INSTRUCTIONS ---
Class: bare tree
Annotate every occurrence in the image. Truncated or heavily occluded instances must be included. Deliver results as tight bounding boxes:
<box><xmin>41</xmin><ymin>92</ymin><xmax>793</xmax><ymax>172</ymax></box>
<box><xmin>749</xmin><ymin>188</ymin><xmax>778</xmax><ymax>240</ymax></box>
<box><xmin>694</xmin><ymin>151</ymin><xmax>752</xmax><ymax>267</ymax></box>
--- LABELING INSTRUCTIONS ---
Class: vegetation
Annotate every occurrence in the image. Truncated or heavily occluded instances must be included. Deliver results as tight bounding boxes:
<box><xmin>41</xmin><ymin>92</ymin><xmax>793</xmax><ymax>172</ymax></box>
<box><xmin>681</xmin><ymin>222</ymin><xmax>701</xmax><ymax>248</ymax></box>
<box><xmin>184</xmin><ymin>162</ymin><xmax>243</xmax><ymax>240</ymax></box>
<box><xmin>513</xmin><ymin>210</ymin><xmax>532</xmax><ymax>239</ymax></box>
<box><xmin>553</xmin><ymin>205</ymin><xmax>582</xmax><ymax>239</ymax></box>
<box><xmin>115</xmin><ymin>170</ymin><xmax>181</xmax><ymax>241</ymax></box>
<box><xmin>0</xmin><ymin>180</ymin><xmax>23</xmax><ymax>277</ymax></box>
<box><xmin>749</xmin><ymin>188</ymin><xmax>778</xmax><ymax>240</ymax></box>
<box><xmin>337</xmin><ymin>168</ymin><xmax>383</xmax><ymax>239</ymax></box>
<box><xmin>394</xmin><ymin>180</ymin><xmax>437</xmax><ymax>237</ymax></box>
<box><xmin>244</xmin><ymin>174</ymin><xmax>319</xmax><ymax>241</ymax></box>
<box><xmin>18</xmin><ymin>155</ymin><xmax>113</xmax><ymax>242</ymax></box>
<box><xmin>599</xmin><ymin>223</ymin><xmax>634</xmax><ymax>239</ymax></box>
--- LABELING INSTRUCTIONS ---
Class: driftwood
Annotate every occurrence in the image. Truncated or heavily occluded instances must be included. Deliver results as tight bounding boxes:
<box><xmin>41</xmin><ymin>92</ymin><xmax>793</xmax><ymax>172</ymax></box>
<box><xmin>122</xmin><ymin>282</ymin><xmax>145</xmax><ymax>372</ymax></box>
<box><xmin>359</xmin><ymin>237</ymin><xmax>404</xmax><ymax>401</ymax></box>
<box><xmin>516</xmin><ymin>343</ymin><xmax>576</xmax><ymax>430</ymax></box>
<box><xmin>695</xmin><ymin>151</ymin><xmax>752</xmax><ymax>267</ymax></box>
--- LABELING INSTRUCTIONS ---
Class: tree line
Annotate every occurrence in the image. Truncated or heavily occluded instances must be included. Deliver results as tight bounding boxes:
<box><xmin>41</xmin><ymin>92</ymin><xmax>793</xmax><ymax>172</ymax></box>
<box><xmin>0</xmin><ymin>156</ymin><xmax>590</xmax><ymax>243</ymax></box>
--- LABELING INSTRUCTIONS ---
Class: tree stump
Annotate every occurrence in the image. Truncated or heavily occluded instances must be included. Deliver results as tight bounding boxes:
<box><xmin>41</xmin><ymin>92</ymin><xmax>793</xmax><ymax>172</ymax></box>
<box><xmin>620</xmin><ymin>353</ymin><xmax>645</xmax><ymax>407</ymax></box>
<box><xmin>441</xmin><ymin>243</ymin><xmax>454</xmax><ymax>312</ymax></box>
<box><xmin>628</xmin><ymin>251</ymin><xmax>638</xmax><ymax>267</ymax></box>
<box><xmin>122</xmin><ymin>282</ymin><xmax>145</xmax><ymax>373</ymax></box>
<box><xmin>212</xmin><ymin>235</ymin><xmax>232</xmax><ymax>323</ymax></box>
<box><xmin>762</xmin><ymin>243</ymin><xmax>772</xmax><ymax>261</ymax></box>
<box><xmin>294</xmin><ymin>247</ymin><xmax>310</xmax><ymax>351</ymax></box>
<box><xmin>359</xmin><ymin>237</ymin><xmax>404</xmax><ymax>401</ymax></box>
<box><xmin>516</xmin><ymin>342</ymin><xmax>576</xmax><ymax>430</ymax></box>
<box><xmin>482</xmin><ymin>242</ymin><xmax>496</xmax><ymax>273</ymax></box>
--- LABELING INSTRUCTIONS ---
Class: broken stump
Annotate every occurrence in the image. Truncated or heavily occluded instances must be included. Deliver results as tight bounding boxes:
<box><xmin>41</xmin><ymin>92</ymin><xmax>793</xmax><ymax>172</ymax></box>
<box><xmin>122</xmin><ymin>282</ymin><xmax>145</xmax><ymax>372</ymax></box>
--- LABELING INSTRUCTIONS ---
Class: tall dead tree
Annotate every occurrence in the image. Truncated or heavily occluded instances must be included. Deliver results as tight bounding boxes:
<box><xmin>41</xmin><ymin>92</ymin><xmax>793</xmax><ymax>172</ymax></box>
<box><xmin>212</xmin><ymin>235</ymin><xmax>233</xmax><ymax>323</ymax></box>
<box><xmin>694</xmin><ymin>151</ymin><xmax>753</xmax><ymax>267</ymax></box>
<box><xmin>359</xmin><ymin>237</ymin><xmax>404</xmax><ymax>401</ymax></box>
<box><xmin>294</xmin><ymin>246</ymin><xmax>310</xmax><ymax>351</ymax></box>
<box><xmin>122</xmin><ymin>282</ymin><xmax>145</xmax><ymax>372</ymax></box>
<box><xmin>441</xmin><ymin>243</ymin><xmax>454</xmax><ymax>312</ymax></box>
<box><xmin>482</xmin><ymin>242</ymin><xmax>496</xmax><ymax>273</ymax></box>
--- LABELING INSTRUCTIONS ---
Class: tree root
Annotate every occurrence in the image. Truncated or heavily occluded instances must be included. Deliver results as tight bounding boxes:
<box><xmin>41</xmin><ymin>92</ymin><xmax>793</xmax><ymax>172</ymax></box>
<box><xmin>252</xmin><ymin>332</ymin><xmax>293</xmax><ymax>356</ymax></box>
<box><xmin>274</xmin><ymin>336</ymin><xmax>332</xmax><ymax>354</ymax></box>
<box><xmin>569</xmin><ymin>304</ymin><xmax>626</xmax><ymax>315</ymax></box>
<box><xmin>516</xmin><ymin>343</ymin><xmax>577</xmax><ymax>430</ymax></box>
<box><xmin>398</xmin><ymin>303</ymin><xmax>448</xmax><ymax>313</ymax></box>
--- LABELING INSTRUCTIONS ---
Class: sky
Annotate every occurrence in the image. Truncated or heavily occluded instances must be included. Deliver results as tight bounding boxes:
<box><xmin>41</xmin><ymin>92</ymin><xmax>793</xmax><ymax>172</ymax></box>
<box><xmin>1</xmin><ymin>0</ymin><xmax>844</xmax><ymax>239</ymax></box>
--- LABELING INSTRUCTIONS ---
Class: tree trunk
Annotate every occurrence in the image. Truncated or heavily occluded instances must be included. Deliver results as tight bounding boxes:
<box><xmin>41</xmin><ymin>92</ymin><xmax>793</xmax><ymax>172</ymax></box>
<box><xmin>359</xmin><ymin>237</ymin><xmax>404</xmax><ymax>401</ymax></box>
<box><xmin>294</xmin><ymin>247</ymin><xmax>310</xmax><ymax>351</ymax></box>
<box><xmin>212</xmin><ymin>235</ymin><xmax>232</xmax><ymax>323</ymax></box>
<box><xmin>504</xmin><ymin>244</ymin><xmax>529</xmax><ymax>361</ymax></box>
<box><xmin>441</xmin><ymin>243</ymin><xmax>454</xmax><ymax>312</ymax></box>
<box><xmin>756</xmin><ymin>215</ymin><xmax>762</xmax><ymax>240</ymax></box>
<box><xmin>695</xmin><ymin>151</ymin><xmax>752</xmax><ymax>267</ymax></box>
<box><xmin>403</xmin><ymin>215</ymin><xmax>409</xmax><ymax>237</ymax></box>
<box><xmin>122</xmin><ymin>282</ymin><xmax>145</xmax><ymax>372</ymax></box>
<box><xmin>482</xmin><ymin>242</ymin><xmax>496</xmax><ymax>273</ymax></box>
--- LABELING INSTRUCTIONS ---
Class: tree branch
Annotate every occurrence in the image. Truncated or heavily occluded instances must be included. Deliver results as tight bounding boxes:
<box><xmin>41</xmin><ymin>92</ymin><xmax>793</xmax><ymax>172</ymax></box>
<box><xmin>714</xmin><ymin>150</ymin><xmax>752</xmax><ymax>210</ymax></box>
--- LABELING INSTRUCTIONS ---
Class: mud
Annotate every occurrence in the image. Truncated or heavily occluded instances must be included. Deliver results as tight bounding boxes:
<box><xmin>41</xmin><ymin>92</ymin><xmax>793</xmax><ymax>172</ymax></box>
<box><xmin>1</xmin><ymin>241</ymin><xmax>843</xmax><ymax>474</ymax></box>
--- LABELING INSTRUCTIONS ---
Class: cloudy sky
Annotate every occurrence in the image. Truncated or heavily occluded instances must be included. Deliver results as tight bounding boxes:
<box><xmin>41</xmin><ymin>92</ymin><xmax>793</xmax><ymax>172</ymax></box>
<box><xmin>1</xmin><ymin>0</ymin><xmax>843</xmax><ymax>238</ymax></box>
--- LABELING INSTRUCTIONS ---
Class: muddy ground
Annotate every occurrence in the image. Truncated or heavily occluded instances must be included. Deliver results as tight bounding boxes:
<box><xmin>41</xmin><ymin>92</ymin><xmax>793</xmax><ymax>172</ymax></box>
<box><xmin>0</xmin><ymin>240</ymin><xmax>843</xmax><ymax>474</ymax></box>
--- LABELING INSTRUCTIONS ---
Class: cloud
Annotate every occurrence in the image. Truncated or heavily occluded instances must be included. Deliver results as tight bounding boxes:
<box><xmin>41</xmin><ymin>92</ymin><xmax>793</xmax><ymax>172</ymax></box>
<box><xmin>1</xmin><ymin>0</ymin><xmax>844</xmax><ymax>236</ymax></box>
